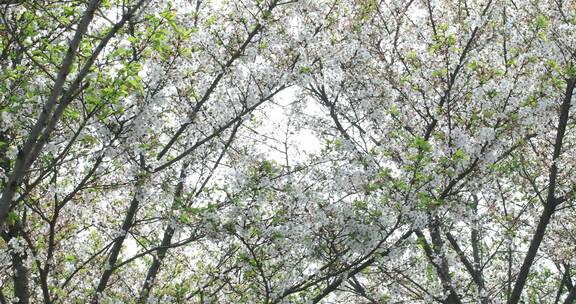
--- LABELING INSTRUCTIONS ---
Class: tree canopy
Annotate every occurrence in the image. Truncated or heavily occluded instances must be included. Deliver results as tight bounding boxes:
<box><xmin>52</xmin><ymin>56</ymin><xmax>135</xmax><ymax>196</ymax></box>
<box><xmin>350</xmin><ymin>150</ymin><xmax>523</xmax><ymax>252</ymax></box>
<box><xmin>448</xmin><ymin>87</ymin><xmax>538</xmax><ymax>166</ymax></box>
<box><xmin>0</xmin><ymin>0</ymin><xmax>575</xmax><ymax>303</ymax></box>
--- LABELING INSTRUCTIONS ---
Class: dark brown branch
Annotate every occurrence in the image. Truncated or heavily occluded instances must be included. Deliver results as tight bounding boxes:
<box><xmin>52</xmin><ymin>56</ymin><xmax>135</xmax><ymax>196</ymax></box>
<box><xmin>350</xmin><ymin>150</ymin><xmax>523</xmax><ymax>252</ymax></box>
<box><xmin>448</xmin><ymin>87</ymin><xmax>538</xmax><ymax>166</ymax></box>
<box><xmin>508</xmin><ymin>78</ymin><xmax>575</xmax><ymax>304</ymax></box>
<box><xmin>0</xmin><ymin>0</ymin><xmax>102</xmax><ymax>227</ymax></box>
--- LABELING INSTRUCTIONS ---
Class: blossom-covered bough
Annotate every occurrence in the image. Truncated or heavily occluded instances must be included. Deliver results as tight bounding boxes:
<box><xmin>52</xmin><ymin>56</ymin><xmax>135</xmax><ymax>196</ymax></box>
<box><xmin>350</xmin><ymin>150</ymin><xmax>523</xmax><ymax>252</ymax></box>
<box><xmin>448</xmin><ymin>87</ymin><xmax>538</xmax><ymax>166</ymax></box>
<box><xmin>291</xmin><ymin>0</ymin><xmax>576</xmax><ymax>303</ymax></box>
<box><xmin>0</xmin><ymin>0</ymin><xmax>575</xmax><ymax>303</ymax></box>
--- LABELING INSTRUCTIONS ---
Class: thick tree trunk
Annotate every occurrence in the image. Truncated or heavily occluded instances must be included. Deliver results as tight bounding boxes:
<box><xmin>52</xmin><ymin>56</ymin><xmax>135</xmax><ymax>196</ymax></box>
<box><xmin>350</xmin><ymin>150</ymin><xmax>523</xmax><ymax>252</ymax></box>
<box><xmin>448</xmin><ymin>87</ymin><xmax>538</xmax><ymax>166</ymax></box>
<box><xmin>11</xmin><ymin>250</ymin><xmax>29</xmax><ymax>304</ymax></box>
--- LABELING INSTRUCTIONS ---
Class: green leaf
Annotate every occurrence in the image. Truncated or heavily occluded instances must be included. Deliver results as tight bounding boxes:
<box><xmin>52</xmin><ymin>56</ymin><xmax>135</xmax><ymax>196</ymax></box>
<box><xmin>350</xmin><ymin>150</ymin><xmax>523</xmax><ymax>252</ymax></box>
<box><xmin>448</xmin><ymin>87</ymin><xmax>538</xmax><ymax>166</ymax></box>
<box><xmin>453</xmin><ymin>149</ymin><xmax>466</xmax><ymax>161</ymax></box>
<box><xmin>565</xmin><ymin>63</ymin><xmax>576</xmax><ymax>78</ymax></box>
<box><xmin>7</xmin><ymin>211</ymin><xmax>18</xmax><ymax>225</ymax></box>
<box><xmin>63</xmin><ymin>108</ymin><xmax>81</xmax><ymax>121</ymax></box>
<box><xmin>65</xmin><ymin>254</ymin><xmax>76</xmax><ymax>262</ymax></box>
<box><xmin>412</xmin><ymin>136</ymin><xmax>432</xmax><ymax>153</ymax></box>
<box><xmin>535</xmin><ymin>14</ymin><xmax>548</xmax><ymax>29</ymax></box>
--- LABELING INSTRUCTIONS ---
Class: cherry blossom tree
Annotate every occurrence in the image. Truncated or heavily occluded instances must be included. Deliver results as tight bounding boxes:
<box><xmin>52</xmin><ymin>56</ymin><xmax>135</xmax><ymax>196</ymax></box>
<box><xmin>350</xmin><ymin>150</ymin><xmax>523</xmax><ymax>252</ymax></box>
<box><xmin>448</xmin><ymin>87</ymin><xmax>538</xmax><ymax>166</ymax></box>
<box><xmin>1</xmin><ymin>0</ymin><xmax>575</xmax><ymax>303</ymax></box>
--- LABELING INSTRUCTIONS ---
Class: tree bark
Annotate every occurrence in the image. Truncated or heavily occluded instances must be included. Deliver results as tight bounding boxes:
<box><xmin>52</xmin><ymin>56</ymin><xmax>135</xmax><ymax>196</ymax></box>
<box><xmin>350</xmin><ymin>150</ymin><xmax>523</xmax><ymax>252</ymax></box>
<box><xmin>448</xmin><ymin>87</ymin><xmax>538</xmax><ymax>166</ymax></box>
<box><xmin>508</xmin><ymin>78</ymin><xmax>575</xmax><ymax>304</ymax></box>
<box><xmin>0</xmin><ymin>0</ymin><xmax>102</xmax><ymax>227</ymax></box>
<box><xmin>90</xmin><ymin>196</ymin><xmax>140</xmax><ymax>304</ymax></box>
<box><xmin>137</xmin><ymin>167</ymin><xmax>187</xmax><ymax>303</ymax></box>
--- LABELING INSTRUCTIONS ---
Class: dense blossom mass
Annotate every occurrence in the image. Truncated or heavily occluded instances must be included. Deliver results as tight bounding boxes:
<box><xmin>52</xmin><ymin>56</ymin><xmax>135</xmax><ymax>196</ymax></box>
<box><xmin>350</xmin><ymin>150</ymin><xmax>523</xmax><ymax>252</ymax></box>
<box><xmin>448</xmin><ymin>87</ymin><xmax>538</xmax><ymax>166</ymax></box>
<box><xmin>0</xmin><ymin>0</ymin><xmax>575</xmax><ymax>303</ymax></box>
